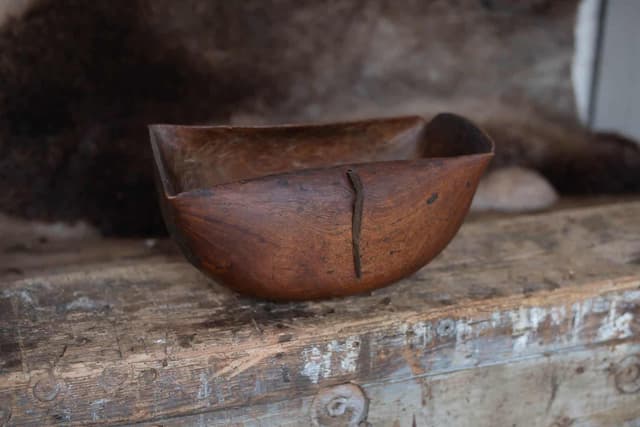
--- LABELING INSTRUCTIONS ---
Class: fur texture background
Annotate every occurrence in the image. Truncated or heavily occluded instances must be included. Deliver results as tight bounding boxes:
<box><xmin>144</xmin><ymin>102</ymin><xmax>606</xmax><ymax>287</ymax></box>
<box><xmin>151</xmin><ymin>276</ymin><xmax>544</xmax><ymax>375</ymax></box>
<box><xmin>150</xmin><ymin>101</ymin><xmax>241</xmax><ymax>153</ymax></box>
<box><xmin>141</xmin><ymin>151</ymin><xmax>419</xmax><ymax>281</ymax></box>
<box><xmin>0</xmin><ymin>0</ymin><xmax>638</xmax><ymax>235</ymax></box>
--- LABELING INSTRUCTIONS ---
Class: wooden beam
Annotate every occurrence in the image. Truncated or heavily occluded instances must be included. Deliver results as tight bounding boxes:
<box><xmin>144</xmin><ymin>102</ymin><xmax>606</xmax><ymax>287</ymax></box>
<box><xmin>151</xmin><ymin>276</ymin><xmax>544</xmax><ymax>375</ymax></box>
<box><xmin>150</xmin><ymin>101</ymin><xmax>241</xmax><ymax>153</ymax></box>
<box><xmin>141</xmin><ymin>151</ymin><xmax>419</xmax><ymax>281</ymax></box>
<box><xmin>1</xmin><ymin>202</ymin><xmax>639</xmax><ymax>425</ymax></box>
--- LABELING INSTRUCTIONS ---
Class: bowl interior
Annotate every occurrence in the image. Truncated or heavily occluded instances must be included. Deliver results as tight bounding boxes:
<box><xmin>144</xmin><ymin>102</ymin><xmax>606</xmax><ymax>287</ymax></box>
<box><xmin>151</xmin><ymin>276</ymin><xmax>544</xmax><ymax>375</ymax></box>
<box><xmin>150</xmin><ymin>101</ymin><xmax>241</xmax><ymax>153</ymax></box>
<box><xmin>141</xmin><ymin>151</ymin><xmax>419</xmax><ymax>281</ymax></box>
<box><xmin>149</xmin><ymin>114</ymin><xmax>493</xmax><ymax>196</ymax></box>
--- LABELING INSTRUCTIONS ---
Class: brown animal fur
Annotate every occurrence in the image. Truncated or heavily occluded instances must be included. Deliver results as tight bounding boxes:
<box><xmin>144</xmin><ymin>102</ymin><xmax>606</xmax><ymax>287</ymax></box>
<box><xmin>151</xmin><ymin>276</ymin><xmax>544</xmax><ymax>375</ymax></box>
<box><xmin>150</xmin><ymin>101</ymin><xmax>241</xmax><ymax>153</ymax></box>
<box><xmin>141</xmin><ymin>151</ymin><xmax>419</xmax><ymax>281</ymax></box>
<box><xmin>0</xmin><ymin>0</ymin><xmax>638</xmax><ymax>235</ymax></box>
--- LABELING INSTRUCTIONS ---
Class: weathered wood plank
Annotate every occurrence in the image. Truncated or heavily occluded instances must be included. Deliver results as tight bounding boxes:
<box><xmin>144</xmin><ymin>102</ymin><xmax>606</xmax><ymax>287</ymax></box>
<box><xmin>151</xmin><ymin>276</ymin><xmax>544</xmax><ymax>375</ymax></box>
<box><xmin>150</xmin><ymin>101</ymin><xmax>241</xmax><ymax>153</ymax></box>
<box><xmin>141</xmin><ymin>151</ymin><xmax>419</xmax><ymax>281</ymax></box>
<box><xmin>134</xmin><ymin>343</ymin><xmax>640</xmax><ymax>427</ymax></box>
<box><xmin>0</xmin><ymin>202</ymin><xmax>639</xmax><ymax>426</ymax></box>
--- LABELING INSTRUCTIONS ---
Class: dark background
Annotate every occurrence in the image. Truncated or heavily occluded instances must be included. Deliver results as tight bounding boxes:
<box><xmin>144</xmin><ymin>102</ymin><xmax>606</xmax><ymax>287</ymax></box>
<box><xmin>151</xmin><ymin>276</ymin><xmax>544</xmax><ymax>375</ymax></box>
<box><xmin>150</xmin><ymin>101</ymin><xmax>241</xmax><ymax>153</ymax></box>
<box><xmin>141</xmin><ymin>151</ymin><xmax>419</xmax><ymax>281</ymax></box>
<box><xmin>1</xmin><ymin>0</ymin><xmax>638</xmax><ymax>235</ymax></box>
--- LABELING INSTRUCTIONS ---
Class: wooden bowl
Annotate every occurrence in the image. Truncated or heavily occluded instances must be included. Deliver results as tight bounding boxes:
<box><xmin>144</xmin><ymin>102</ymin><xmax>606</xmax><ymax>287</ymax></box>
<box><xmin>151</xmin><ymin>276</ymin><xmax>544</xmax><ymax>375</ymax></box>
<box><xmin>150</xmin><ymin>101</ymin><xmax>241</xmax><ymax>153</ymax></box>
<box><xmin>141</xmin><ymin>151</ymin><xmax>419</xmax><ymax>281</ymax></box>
<box><xmin>149</xmin><ymin>113</ymin><xmax>494</xmax><ymax>300</ymax></box>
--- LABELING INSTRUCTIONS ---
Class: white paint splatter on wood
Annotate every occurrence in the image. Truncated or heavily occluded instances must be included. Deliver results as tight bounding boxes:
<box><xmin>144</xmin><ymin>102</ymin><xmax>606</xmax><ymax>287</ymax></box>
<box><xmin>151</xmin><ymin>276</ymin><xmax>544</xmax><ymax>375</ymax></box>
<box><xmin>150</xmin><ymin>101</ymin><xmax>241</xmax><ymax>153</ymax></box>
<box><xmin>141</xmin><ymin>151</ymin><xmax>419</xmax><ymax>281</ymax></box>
<box><xmin>90</xmin><ymin>398</ymin><xmax>109</xmax><ymax>422</ymax></box>
<box><xmin>197</xmin><ymin>372</ymin><xmax>211</xmax><ymax>402</ymax></box>
<box><xmin>301</xmin><ymin>346</ymin><xmax>331</xmax><ymax>384</ymax></box>
<box><xmin>301</xmin><ymin>335</ymin><xmax>361</xmax><ymax>383</ymax></box>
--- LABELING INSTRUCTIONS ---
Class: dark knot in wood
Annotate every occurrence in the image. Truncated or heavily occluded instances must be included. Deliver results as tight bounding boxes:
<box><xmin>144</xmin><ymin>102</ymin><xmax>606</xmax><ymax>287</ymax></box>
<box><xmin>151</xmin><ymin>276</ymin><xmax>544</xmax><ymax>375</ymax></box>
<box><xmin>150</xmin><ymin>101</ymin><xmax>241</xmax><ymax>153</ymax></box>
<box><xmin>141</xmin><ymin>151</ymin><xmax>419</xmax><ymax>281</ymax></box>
<box><xmin>32</xmin><ymin>374</ymin><xmax>62</xmax><ymax>402</ymax></box>
<box><xmin>311</xmin><ymin>383</ymin><xmax>369</xmax><ymax>427</ymax></box>
<box><xmin>614</xmin><ymin>354</ymin><xmax>640</xmax><ymax>394</ymax></box>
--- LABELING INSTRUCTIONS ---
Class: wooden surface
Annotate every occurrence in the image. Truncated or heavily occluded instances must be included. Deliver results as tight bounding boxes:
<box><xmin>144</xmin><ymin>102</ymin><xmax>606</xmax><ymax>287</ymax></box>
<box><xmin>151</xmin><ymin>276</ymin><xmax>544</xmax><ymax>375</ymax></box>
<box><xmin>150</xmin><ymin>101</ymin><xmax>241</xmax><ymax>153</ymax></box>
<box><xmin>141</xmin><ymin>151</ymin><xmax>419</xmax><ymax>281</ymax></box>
<box><xmin>0</xmin><ymin>201</ymin><xmax>639</xmax><ymax>426</ymax></box>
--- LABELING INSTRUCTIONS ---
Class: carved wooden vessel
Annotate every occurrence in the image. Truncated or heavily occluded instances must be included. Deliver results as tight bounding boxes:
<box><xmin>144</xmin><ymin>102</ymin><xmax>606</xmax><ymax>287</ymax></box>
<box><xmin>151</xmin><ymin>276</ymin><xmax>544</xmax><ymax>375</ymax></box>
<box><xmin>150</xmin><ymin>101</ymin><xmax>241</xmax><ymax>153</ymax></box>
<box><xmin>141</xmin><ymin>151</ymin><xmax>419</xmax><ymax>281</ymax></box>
<box><xmin>149</xmin><ymin>113</ymin><xmax>494</xmax><ymax>300</ymax></box>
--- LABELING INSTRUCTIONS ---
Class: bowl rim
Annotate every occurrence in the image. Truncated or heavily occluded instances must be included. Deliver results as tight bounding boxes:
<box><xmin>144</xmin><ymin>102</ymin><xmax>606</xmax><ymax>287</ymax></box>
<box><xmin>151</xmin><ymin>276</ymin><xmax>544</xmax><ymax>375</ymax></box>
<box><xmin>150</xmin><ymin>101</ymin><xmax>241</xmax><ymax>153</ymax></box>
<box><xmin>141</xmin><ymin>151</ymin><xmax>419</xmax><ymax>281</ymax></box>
<box><xmin>149</xmin><ymin>113</ymin><xmax>495</xmax><ymax>199</ymax></box>
<box><xmin>148</xmin><ymin>114</ymin><xmax>426</xmax><ymax>132</ymax></box>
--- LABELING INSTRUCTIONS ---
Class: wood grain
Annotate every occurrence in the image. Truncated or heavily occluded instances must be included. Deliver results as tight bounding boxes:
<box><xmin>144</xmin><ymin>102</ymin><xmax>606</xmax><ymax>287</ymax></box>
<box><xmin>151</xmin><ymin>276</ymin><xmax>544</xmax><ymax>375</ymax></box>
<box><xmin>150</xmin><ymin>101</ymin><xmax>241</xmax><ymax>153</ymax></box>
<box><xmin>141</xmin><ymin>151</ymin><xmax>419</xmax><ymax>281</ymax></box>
<box><xmin>0</xmin><ymin>201</ymin><xmax>639</xmax><ymax>426</ymax></box>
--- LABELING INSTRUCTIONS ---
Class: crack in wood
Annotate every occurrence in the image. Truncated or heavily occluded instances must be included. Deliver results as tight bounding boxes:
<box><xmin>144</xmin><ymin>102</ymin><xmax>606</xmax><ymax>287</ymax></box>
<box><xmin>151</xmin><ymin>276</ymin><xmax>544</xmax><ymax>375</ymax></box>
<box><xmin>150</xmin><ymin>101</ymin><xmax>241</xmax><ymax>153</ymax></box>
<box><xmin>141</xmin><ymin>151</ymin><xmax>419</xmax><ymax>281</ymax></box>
<box><xmin>546</xmin><ymin>371</ymin><xmax>560</xmax><ymax>413</ymax></box>
<box><xmin>105</xmin><ymin>283</ymin><xmax>124</xmax><ymax>359</ymax></box>
<box><xmin>346</xmin><ymin>169</ymin><xmax>364</xmax><ymax>279</ymax></box>
<box><xmin>9</xmin><ymin>295</ymin><xmax>29</xmax><ymax>377</ymax></box>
